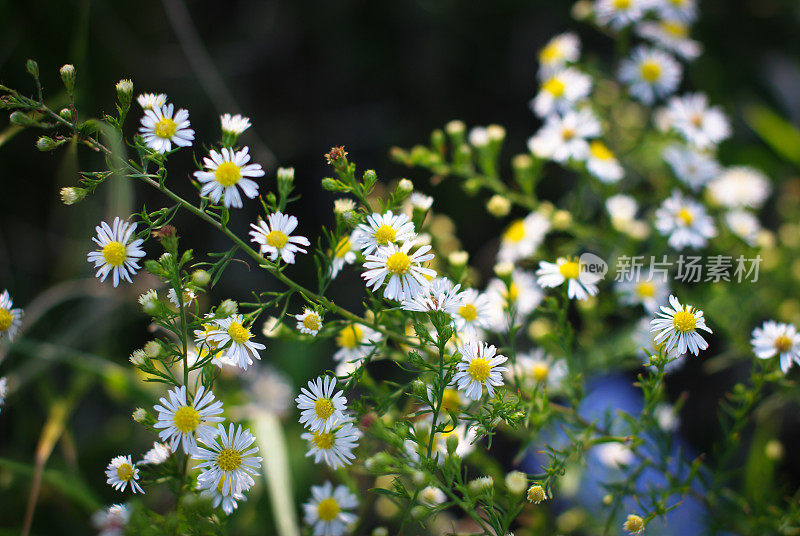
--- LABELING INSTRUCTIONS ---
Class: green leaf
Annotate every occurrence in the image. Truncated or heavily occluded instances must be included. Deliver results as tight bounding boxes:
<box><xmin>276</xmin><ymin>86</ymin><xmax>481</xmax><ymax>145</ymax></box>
<box><xmin>744</xmin><ymin>104</ymin><xmax>800</xmax><ymax>168</ymax></box>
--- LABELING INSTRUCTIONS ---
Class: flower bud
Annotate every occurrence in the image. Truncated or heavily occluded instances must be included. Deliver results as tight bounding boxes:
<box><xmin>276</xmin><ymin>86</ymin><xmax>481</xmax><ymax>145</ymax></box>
<box><xmin>623</xmin><ymin>514</ymin><xmax>645</xmax><ymax>535</ymax></box>
<box><xmin>493</xmin><ymin>261</ymin><xmax>514</xmax><ymax>278</ymax></box>
<box><xmin>411</xmin><ymin>470</ymin><xmax>427</xmax><ymax>486</ymax></box>
<box><xmin>371</xmin><ymin>528</ymin><xmax>388</xmax><ymax>536</ymax></box>
<box><xmin>59</xmin><ymin>64</ymin><xmax>76</xmax><ymax>93</ymax></box>
<box><xmin>36</xmin><ymin>136</ymin><xmax>60</xmax><ymax>151</ymax></box>
<box><xmin>277</xmin><ymin>166</ymin><xmax>294</xmax><ymax>182</ymax></box>
<box><xmin>132</xmin><ymin>408</ymin><xmax>148</xmax><ymax>423</ymax></box>
<box><xmin>59</xmin><ymin>187</ymin><xmax>87</xmax><ymax>205</ymax></box>
<box><xmin>526</xmin><ymin>484</ymin><xmax>547</xmax><ymax>504</ymax></box>
<box><xmin>143</xmin><ymin>341</ymin><xmax>162</xmax><ymax>358</ymax></box>
<box><xmin>397</xmin><ymin>178</ymin><xmax>414</xmax><ymax>195</ymax></box>
<box><xmin>191</xmin><ymin>269</ymin><xmax>211</xmax><ymax>287</ymax></box>
<box><xmin>486</xmin><ymin>194</ymin><xmax>511</xmax><ymax>217</ymax></box>
<box><xmin>552</xmin><ymin>209</ymin><xmax>572</xmax><ymax>230</ymax></box>
<box><xmin>116</xmin><ymin>78</ymin><xmax>133</xmax><ymax>107</ymax></box>
<box><xmin>26</xmin><ymin>59</ymin><xmax>39</xmax><ymax>78</ymax></box>
<box><xmin>217</xmin><ymin>299</ymin><xmax>238</xmax><ymax>317</ymax></box>
<box><xmin>410</xmin><ymin>506</ymin><xmax>427</xmax><ymax>520</ymax></box>
<box><xmin>59</xmin><ymin>108</ymin><xmax>73</xmax><ymax>121</ymax></box>
<box><xmin>505</xmin><ymin>470</ymin><xmax>528</xmax><ymax>495</ymax></box>
<box><xmin>333</xmin><ymin>198</ymin><xmax>356</xmax><ymax>215</ymax></box>
<box><xmin>138</xmin><ymin>289</ymin><xmax>160</xmax><ymax>316</ymax></box>
<box><xmin>448</xmin><ymin>250</ymin><xmax>469</xmax><ymax>266</ymax></box>
<box><xmin>129</xmin><ymin>349</ymin><xmax>148</xmax><ymax>366</ymax></box>
<box><xmin>468</xmin><ymin>476</ymin><xmax>494</xmax><ymax>495</ymax></box>
<box><xmin>765</xmin><ymin>439</ymin><xmax>784</xmax><ymax>460</ymax></box>
<box><xmin>9</xmin><ymin>111</ymin><xmax>36</xmax><ymax>127</ymax></box>
<box><xmin>446</xmin><ymin>433</ymin><xmax>459</xmax><ymax>455</ymax></box>
<box><xmin>487</xmin><ymin>124</ymin><xmax>506</xmax><ymax>143</ymax></box>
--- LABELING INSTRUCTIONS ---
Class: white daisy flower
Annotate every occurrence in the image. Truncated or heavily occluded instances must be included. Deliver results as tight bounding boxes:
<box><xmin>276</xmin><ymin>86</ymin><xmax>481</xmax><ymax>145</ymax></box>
<box><xmin>153</xmin><ymin>385</ymin><xmax>224</xmax><ymax>454</ymax></box>
<box><xmin>194</xmin><ymin>423</ymin><xmax>262</xmax><ymax>496</ymax></box>
<box><xmin>618</xmin><ymin>46</ymin><xmax>682</xmax><ymax>105</ymax></box>
<box><xmin>654</xmin><ymin>190</ymin><xmax>716</xmax><ymax>250</ymax></box>
<box><xmin>220</xmin><ymin>113</ymin><xmax>251</xmax><ymax>135</ymax></box>
<box><xmin>586</xmin><ymin>141</ymin><xmax>624</xmax><ymax>183</ymax></box>
<box><xmin>92</xmin><ymin>504</ymin><xmax>130</xmax><ymax>536</ymax></box>
<box><xmin>536</xmin><ymin>256</ymin><xmax>602</xmax><ymax>301</ymax></box>
<box><xmin>667</xmin><ymin>93</ymin><xmax>731</xmax><ymax>148</ymax></box>
<box><xmin>141</xmin><ymin>442</ymin><xmax>171</xmax><ymax>465</ymax></box>
<box><xmin>249</xmin><ymin>212</ymin><xmax>311</xmax><ymax>264</ymax></box>
<box><xmin>454</xmin><ymin>288</ymin><xmax>493</xmax><ymax>340</ymax></box>
<box><xmin>205</xmin><ymin>314</ymin><xmax>266</xmax><ymax>370</ymax></box>
<box><xmin>353</xmin><ymin>210</ymin><xmax>416</xmax><ymax>255</ymax></box>
<box><xmin>303</xmin><ymin>481</ymin><xmax>358</xmax><ymax>536</ymax></box>
<box><xmin>530</xmin><ymin>68</ymin><xmax>592</xmax><ymax>118</ymax></box>
<box><xmin>486</xmin><ymin>270</ymin><xmax>543</xmax><ymax>331</ymax></box>
<box><xmin>453</xmin><ymin>341</ymin><xmax>508</xmax><ymax>400</ymax></box>
<box><xmin>527</xmin><ymin>108</ymin><xmax>601</xmax><ymax>163</ymax></box>
<box><xmin>538</xmin><ymin>32</ymin><xmax>581</xmax><ymax>78</ymax></box>
<box><xmin>296</xmin><ymin>308</ymin><xmax>323</xmax><ymax>336</ymax></box>
<box><xmin>167</xmin><ymin>287</ymin><xmax>196</xmax><ymax>308</ymax></box>
<box><xmin>333</xmin><ymin>324</ymin><xmax>380</xmax><ymax>364</ymax></box>
<box><xmin>139</xmin><ymin>103</ymin><xmax>194</xmax><ymax>153</ymax></box>
<box><xmin>725</xmin><ymin>210</ymin><xmax>760</xmax><ymax>246</ymax></box>
<box><xmin>751</xmin><ymin>321</ymin><xmax>800</xmax><ymax>373</ymax></box>
<box><xmin>650</xmin><ymin>294</ymin><xmax>712</xmax><ymax>356</ymax></box>
<box><xmin>636</xmin><ymin>20</ymin><xmax>702</xmax><ymax>60</ymax></box>
<box><xmin>419</xmin><ymin>486</ymin><xmax>447</xmax><ymax>506</ymax></box>
<box><xmin>296</xmin><ymin>376</ymin><xmax>348</xmax><ymax>433</ymax></box>
<box><xmin>505</xmin><ymin>348</ymin><xmax>567</xmax><ymax>390</ymax></box>
<box><xmin>0</xmin><ymin>290</ymin><xmax>23</xmax><ymax>342</ymax></box>
<box><xmin>331</xmin><ymin>234</ymin><xmax>358</xmax><ymax>279</ymax></box>
<box><xmin>87</xmin><ymin>218</ymin><xmax>146</xmax><ymax>287</ymax></box>
<box><xmin>301</xmin><ymin>421</ymin><xmax>361</xmax><ymax>469</ymax></box>
<box><xmin>706</xmin><ymin>167</ymin><xmax>771</xmax><ymax>209</ymax></box>
<box><xmin>361</xmin><ymin>241</ymin><xmax>436</xmax><ymax>301</ymax></box>
<box><xmin>662</xmin><ymin>144</ymin><xmax>720</xmax><ymax>190</ymax></box>
<box><xmin>194</xmin><ymin>147</ymin><xmax>265</xmax><ymax>208</ymax></box>
<box><xmin>408</xmin><ymin>192</ymin><xmax>434</xmax><ymax>211</ymax></box>
<box><xmin>497</xmin><ymin>211</ymin><xmax>551</xmax><ymax>263</ymax></box>
<box><xmin>136</xmin><ymin>93</ymin><xmax>166</xmax><ymax>110</ymax></box>
<box><xmin>197</xmin><ymin>476</ymin><xmax>246</xmax><ymax>516</ymax></box>
<box><xmin>616</xmin><ymin>271</ymin><xmax>670</xmax><ymax>313</ymax></box>
<box><xmin>105</xmin><ymin>455</ymin><xmax>143</xmax><ymax>494</ymax></box>
<box><xmin>0</xmin><ymin>377</ymin><xmax>7</xmax><ymax>413</ymax></box>
<box><xmin>606</xmin><ymin>194</ymin><xmax>638</xmax><ymax>226</ymax></box>
<box><xmin>192</xmin><ymin>322</ymin><xmax>237</xmax><ymax>368</ymax></box>
<box><xmin>653</xmin><ymin>0</ymin><xmax>697</xmax><ymax>23</ymax></box>
<box><xmin>401</xmin><ymin>277</ymin><xmax>463</xmax><ymax>315</ymax></box>
<box><xmin>595</xmin><ymin>0</ymin><xmax>652</xmax><ymax>30</ymax></box>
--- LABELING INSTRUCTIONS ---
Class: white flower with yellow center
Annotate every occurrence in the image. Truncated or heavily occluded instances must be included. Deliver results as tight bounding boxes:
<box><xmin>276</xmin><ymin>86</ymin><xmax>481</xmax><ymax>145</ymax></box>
<box><xmin>333</xmin><ymin>323</ymin><xmax>380</xmax><ymax>364</ymax></box>
<box><xmin>531</xmin><ymin>67</ymin><xmax>592</xmax><ymax>118</ymax></box>
<box><xmin>205</xmin><ymin>314</ymin><xmax>266</xmax><ymax>370</ymax></box>
<box><xmin>105</xmin><ymin>455</ymin><xmax>143</xmax><ymax>494</ymax></box>
<box><xmin>153</xmin><ymin>385</ymin><xmax>224</xmax><ymax>454</ymax></box>
<box><xmin>586</xmin><ymin>140</ymin><xmax>624</xmax><ymax>183</ymax></box>
<box><xmin>538</xmin><ymin>32</ymin><xmax>581</xmax><ymax>78</ymax></box>
<box><xmin>497</xmin><ymin>211</ymin><xmax>551</xmax><ymax>263</ymax></box>
<box><xmin>197</xmin><ymin>474</ymin><xmax>246</xmax><ymax>516</ymax></box>
<box><xmin>616</xmin><ymin>271</ymin><xmax>669</xmax><ymax>313</ymax></box>
<box><xmin>595</xmin><ymin>0</ymin><xmax>651</xmax><ymax>30</ymax></box>
<box><xmin>662</xmin><ymin>144</ymin><xmax>721</xmax><ymax>190</ymax></box>
<box><xmin>653</xmin><ymin>0</ymin><xmax>697</xmax><ymax>23</ymax></box>
<box><xmin>666</xmin><ymin>93</ymin><xmax>731</xmax><ymax>149</ymax></box>
<box><xmin>303</xmin><ymin>481</ymin><xmax>358</xmax><ymax>536</ymax></box>
<box><xmin>193</xmin><ymin>320</ymin><xmax>236</xmax><ymax>368</ymax></box>
<box><xmin>527</xmin><ymin>108</ymin><xmax>601</xmax><ymax>163</ymax></box>
<box><xmin>486</xmin><ymin>270</ymin><xmax>543</xmax><ymax>332</ymax></box>
<box><xmin>362</xmin><ymin>241</ymin><xmax>436</xmax><ymax>301</ymax></box>
<box><xmin>194</xmin><ymin>423</ymin><xmax>262</xmax><ymax>496</ymax></box>
<box><xmin>453</xmin><ymin>341</ymin><xmax>508</xmax><ymax>400</ymax></box>
<box><xmin>296</xmin><ymin>376</ymin><xmax>348</xmax><ymax>433</ymax></box>
<box><xmin>401</xmin><ymin>277</ymin><xmax>463</xmax><ymax>314</ymax></box>
<box><xmin>619</xmin><ymin>46</ymin><xmax>682</xmax><ymax>105</ymax></box>
<box><xmin>295</xmin><ymin>308</ymin><xmax>323</xmax><ymax>336</ymax></box>
<box><xmin>751</xmin><ymin>321</ymin><xmax>800</xmax><ymax>373</ymax></box>
<box><xmin>92</xmin><ymin>504</ymin><xmax>129</xmax><ymax>536</ymax></box>
<box><xmin>249</xmin><ymin>211</ymin><xmax>311</xmax><ymax>264</ymax></box>
<box><xmin>87</xmin><ymin>218</ymin><xmax>146</xmax><ymax>287</ymax></box>
<box><xmin>706</xmin><ymin>167</ymin><xmax>771</xmax><ymax>209</ymax></box>
<box><xmin>725</xmin><ymin>210</ymin><xmax>760</xmax><ymax>246</ymax></box>
<box><xmin>141</xmin><ymin>442</ymin><xmax>171</xmax><ymax>465</ymax></box>
<box><xmin>301</xmin><ymin>421</ymin><xmax>361</xmax><ymax>469</ymax></box>
<box><xmin>353</xmin><ymin>210</ymin><xmax>416</xmax><ymax>255</ymax></box>
<box><xmin>194</xmin><ymin>146</ymin><xmax>264</xmax><ymax>208</ymax></box>
<box><xmin>136</xmin><ymin>93</ymin><xmax>167</xmax><ymax>110</ymax></box>
<box><xmin>650</xmin><ymin>294</ymin><xmax>711</xmax><ymax>355</ymax></box>
<box><xmin>505</xmin><ymin>349</ymin><xmax>567</xmax><ymax>390</ymax></box>
<box><xmin>331</xmin><ymin>233</ymin><xmax>358</xmax><ymax>278</ymax></box>
<box><xmin>139</xmin><ymin>103</ymin><xmax>194</xmax><ymax>153</ymax></box>
<box><xmin>654</xmin><ymin>190</ymin><xmax>716</xmax><ymax>250</ymax></box>
<box><xmin>536</xmin><ymin>257</ymin><xmax>602</xmax><ymax>301</ymax></box>
<box><xmin>637</xmin><ymin>19</ymin><xmax>702</xmax><ymax>60</ymax></box>
<box><xmin>220</xmin><ymin>113</ymin><xmax>251</xmax><ymax>135</ymax></box>
<box><xmin>454</xmin><ymin>288</ymin><xmax>492</xmax><ymax>340</ymax></box>
<box><xmin>0</xmin><ymin>290</ymin><xmax>23</xmax><ymax>342</ymax></box>
<box><xmin>167</xmin><ymin>287</ymin><xmax>196</xmax><ymax>309</ymax></box>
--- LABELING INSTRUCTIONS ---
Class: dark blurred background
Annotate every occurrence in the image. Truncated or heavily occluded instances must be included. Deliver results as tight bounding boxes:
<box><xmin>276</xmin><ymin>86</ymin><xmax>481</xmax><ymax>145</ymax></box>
<box><xmin>2</xmin><ymin>0</ymin><xmax>800</xmax><ymax>534</ymax></box>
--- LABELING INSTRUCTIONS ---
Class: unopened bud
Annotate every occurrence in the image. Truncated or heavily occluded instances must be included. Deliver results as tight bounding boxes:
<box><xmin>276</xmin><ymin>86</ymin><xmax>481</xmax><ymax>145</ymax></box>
<box><xmin>505</xmin><ymin>471</ymin><xmax>528</xmax><ymax>495</ymax></box>
<box><xmin>192</xmin><ymin>269</ymin><xmax>211</xmax><ymax>287</ymax></box>
<box><xmin>551</xmin><ymin>209</ymin><xmax>572</xmax><ymax>230</ymax></box>
<box><xmin>493</xmin><ymin>261</ymin><xmax>514</xmax><ymax>278</ymax></box>
<box><xmin>487</xmin><ymin>124</ymin><xmax>506</xmax><ymax>142</ymax></box>
<box><xmin>59</xmin><ymin>108</ymin><xmax>73</xmax><ymax>121</ymax></box>
<box><xmin>277</xmin><ymin>166</ymin><xmax>294</xmax><ymax>182</ymax></box>
<box><xmin>446</xmin><ymin>433</ymin><xmax>459</xmax><ymax>455</ymax></box>
<box><xmin>116</xmin><ymin>79</ymin><xmax>133</xmax><ymax>107</ymax></box>
<box><xmin>217</xmin><ymin>299</ymin><xmax>238</xmax><ymax>317</ymax></box>
<box><xmin>486</xmin><ymin>194</ymin><xmax>512</xmax><ymax>217</ymax></box>
<box><xmin>397</xmin><ymin>178</ymin><xmax>414</xmax><ymax>195</ymax></box>
<box><xmin>59</xmin><ymin>64</ymin><xmax>76</xmax><ymax>93</ymax></box>
<box><xmin>129</xmin><ymin>350</ymin><xmax>148</xmax><ymax>366</ymax></box>
<box><xmin>26</xmin><ymin>59</ymin><xmax>39</xmax><ymax>78</ymax></box>
<box><xmin>132</xmin><ymin>408</ymin><xmax>148</xmax><ymax>423</ymax></box>
<box><xmin>143</xmin><ymin>341</ymin><xmax>161</xmax><ymax>358</ymax></box>
<box><xmin>59</xmin><ymin>187</ymin><xmax>86</xmax><ymax>205</ymax></box>
<box><xmin>448</xmin><ymin>250</ymin><xmax>469</xmax><ymax>266</ymax></box>
<box><xmin>9</xmin><ymin>111</ymin><xmax>36</xmax><ymax>127</ymax></box>
<box><xmin>37</xmin><ymin>136</ymin><xmax>59</xmax><ymax>151</ymax></box>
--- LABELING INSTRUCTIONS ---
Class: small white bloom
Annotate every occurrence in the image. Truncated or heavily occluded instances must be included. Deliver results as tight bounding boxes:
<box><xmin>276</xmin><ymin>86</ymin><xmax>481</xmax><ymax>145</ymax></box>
<box><xmin>220</xmin><ymin>113</ymin><xmax>251</xmax><ymax>135</ymax></box>
<box><xmin>153</xmin><ymin>385</ymin><xmax>224</xmax><ymax>454</ymax></box>
<box><xmin>301</xmin><ymin>421</ymin><xmax>361</xmax><ymax>469</ymax></box>
<box><xmin>303</xmin><ymin>481</ymin><xmax>358</xmax><ymax>536</ymax></box>
<box><xmin>616</xmin><ymin>271</ymin><xmax>670</xmax><ymax>313</ymax></box>
<box><xmin>652</xmin><ymin>0</ymin><xmax>697</xmax><ymax>23</ymax></box>
<box><xmin>139</xmin><ymin>103</ymin><xmax>194</xmax><ymax>153</ymax></box>
<box><xmin>331</xmin><ymin>233</ymin><xmax>358</xmax><ymax>279</ymax></box>
<box><xmin>409</xmin><ymin>192</ymin><xmax>434</xmax><ymax>211</ymax></box>
<box><xmin>538</xmin><ymin>32</ymin><xmax>581</xmax><ymax>78</ymax></box>
<box><xmin>586</xmin><ymin>140</ymin><xmax>624</xmax><ymax>183</ymax></box>
<box><xmin>662</xmin><ymin>144</ymin><xmax>720</xmax><ymax>190</ymax></box>
<box><xmin>141</xmin><ymin>442</ymin><xmax>171</xmax><ymax>465</ymax></box>
<box><xmin>362</xmin><ymin>241</ymin><xmax>436</xmax><ymax>301</ymax></box>
<box><xmin>751</xmin><ymin>321</ymin><xmax>800</xmax><ymax>373</ymax></box>
<box><xmin>401</xmin><ymin>277</ymin><xmax>463</xmax><ymax>314</ymax></box>
<box><xmin>453</xmin><ymin>341</ymin><xmax>508</xmax><ymax>400</ymax></box>
<box><xmin>486</xmin><ymin>270</ymin><xmax>543</xmax><ymax>331</ymax></box>
<box><xmin>87</xmin><ymin>218</ymin><xmax>146</xmax><ymax>287</ymax></box>
<box><xmin>194</xmin><ymin>146</ymin><xmax>265</xmax><ymax>208</ymax></box>
<box><xmin>205</xmin><ymin>314</ymin><xmax>266</xmax><ymax>370</ymax></box>
<box><xmin>497</xmin><ymin>211</ymin><xmax>551</xmax><ymax>263</ymax></box>
<box><xmin>706</xmin><ymin>167</ymin><xmax>771</xmax><ymax>209</ymax></box>
<box><xmin>505</xmin><ymin>471</ymin><xmax>529</xmax><ymax>495</ymax></box>
<box><xmin>194</xmin><ymin>423</ymin><xmax>262</xmax><ymax>496</ymax></box>
<box><xmin>454</xmin><ymin>288</ymin><xmax>493</xmax><ymax>340</ymax></box>
<box><xmin>0</xmin><ymin>290</ymin><xmax>23</xmax><ymax>342</ymax></box>
<box><xmin>419</xmin><ymin>486</ymin><xmax>447</xmax><ymax>506</ymax></box>
<box><xmin>725</xmin><ymin>210</ymin><xmax>760</xmax><ymax>246</ymax></box>
<box><xmin>353</xmin><ymin>210</ymin><xmax>416</xmax><ymax>255</ymax></box>
<box><xmin>333</xmin><ymin>324</ymin><xmax>380</xmax><ymax>364</ymax></box>
<box><xmin>333</xmin><ymin>198</ymin><xmax>356</xmax><ymax>214</ymax></box>
<box><xmin>469</xmin><ymin>126</ymin><xmax>490</xmax><ymax>147</ymax></box>
<box><xmin>92</xmin><ymin>504</ymin><xmax>130</xmax><ymax>536</ymax></box>
<box><xmin>249</xmin><ymin>211</ymin><xmax>311</xmax><ymax>264</ymax></box>
<box><xmin>505</xmin><ymin>349</ymin><xmax>567</xmax><ymax>390</ymax></box>
<box><xmin>636</xmin><ymin>20</ymin><xmax>702</xmax><ymax>60</ymax></box>
<box><xmin>595</xmin><ymin>0</ymin><xmax>652</xmax><ymax>30</ymax></box>
<box><xmin>531</xmin><ymin>68</ymin><xmax>592</xmax><ymax>118</ymax></box>
<box><xmin>105</xmin><ymin>455</ymin><xmax>143</xmax><ymax>494</ymax></box>
<box><xmin>296</xmin><ymin>308</ymin><xmax>323</xmax><ymax>336</ymax></box>
<box><xmin>405</xmin><ymin>418</ymin><xmax>477</xmax><ymax>461</ymax></box>
<box><xmin>167</xmin><ymin>287</ymin><xmax>196</xmax><ymax>308</ymax></box>
<box><xmin>654</xmin><ymin>190</ymin><xmax>716</xmax><ymax>250</ymax></box>
<box><xmin>536</xmin><ymin>256</ymin><xmax>602</xmax><ymax>301</ymax></box>
<box><xmin>667</xmin><ymin>93</ymin><xmax>731</xmax><ymax>148</ymax></box>
<box><xmin>650</xmin><ymin>294</ymin><xmax>712</xmax><ymax>356</ymax></box>
<box><xmin>596</xmin><ymin>442</ymin><xmax>634</xmax><ymax>469</ymax></box>
<box><xmin>296</xmin><ymin>376</ymin><xmax>348</xmax><ymax>433</ymax></box>
<box><xmin>618</xmin><ymin>46</ymin><xmax>682</xmax><ymax>105</ymax></box>
<box><xmin>527</xmin><ymin>108</ymin><xmax>601</xmax><ymax>162</ymax></box>
<box><xmin>137</xmin><ymin>93</ymin><xmax>167</xmax><ymax>110</ymax></box>
<box><xmin>606</xmin><ymin>194</ymin><xmax>639</xmax><ymax>225</ymax></box>
<box><xmin>654</xmin><ymin>403</ymin><xmax>679</xmax><ymax>432</ymax></box>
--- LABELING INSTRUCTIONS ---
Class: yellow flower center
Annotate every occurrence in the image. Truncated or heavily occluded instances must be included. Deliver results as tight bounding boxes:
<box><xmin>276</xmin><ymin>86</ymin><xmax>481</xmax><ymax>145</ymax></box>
<box><xmin>561</xmin><ymin>127</ymin><xmax>576</xmax><ymax>140</ymax></box>
<box><xmin>441</xmin><ymin>389</ymin><xmax>462</xmax><ymax>413</ymax></box>
<box><xmin>116</xmin><ymin>463</ymin><xmax>134</xmax><ymax>482</ymax></box>
<box><xmin>640</xmin><ymin>60</ymin><xmax>662</xmax><ymax>83</ymax></box>
<box><xmin>317</xmin><ymin>498</ymin><xmax>341</xmax><ymax>522</ymax></box>
<box><xmin>775</xmin><ymin>335</ymin><xmax>793</xmax><ymax>353</ymax></box>
<box><xmin>559</xmin><ymin>261</ymin><xmax>581</xmax><ymax>280</ymax></box>
<box><xmin>540</xmin><ymin>43</ymin><xmax>561</xmax><ymax>64</ymax></box>
<box><xmin>504</xmin><ymin>282</ymin><xmax>520</xmax><ymax>304</ymax></box>
<box><xmin>503</xmin><ymin>220</ymin><xmax>526</xmax><ymax>243</ymax></box>
<box><xmin>336</xmin><ymin>325</ymin><xmax>363</xmax><ymax>349</ymax></box>
<box><xmin>217</xmin><ymin>448</ymin><xmax>242</xmax><ymax>472</ymax></box>
<box><xmin>173</xmin><ymin>406</ymin><xmax>200</xmax><ymax>433</ymax></box>
<box><xmin>468</xmin><ymin>357</ymin><xmax>492</xmax><ymax>382</ymax></box>
<box><xmin>459</xmin><ymin>303</ymin><xmax>478</xmax><ymax>322</ymax></box>
<box><xmin>312</xmin><ymin>431</ymin><xmax>335</xmax><ymax>450</ymax></box>
<box><xmin>266</xmin><ymin>230</ymin><xmax>289</xmax><ymax>249</ymax></box>
<box><xmin>314</xmin><ymin>397</ymin><xmax>335</xmax><ymax>420</ymax></box>
<box><xmin>227</xmin><ymin>321</ymin><xmax>252</xmax><ymax>344</ymax></box>
<box><xmin>690</xmin><ymin>113</ymin><xmax>704</xmax><ymax>127</ymax></box>
<box><xmin>102</xmin><ymin>241</ymin><xmax>127</xmax><ymax>267</ymax></box>
<box><xmin>374</xmin><ymin>224</ymin><xmax>397</xmax><ymax>245</ymax></box>
<box><xmin>154</xmin><ymin>118</ymin><xmax>177</xmax><ymax>139</ymax></box>
<box><xmin>672</xmin><ymin>310</ymin><xmax>697</xmax><ymax>333</ymax></box>
<box><xmin>214</xmin><ymin>162</ymin><xmax>242</xmax><ymax>187</ymax></box>
<box><xmin>386</xmin><ymin>251</ymin><xmax>411</xmax><ymax>274</ymax></box>
<box><xmin>677</xmin><ymin>207</ymin><xmax>694</xmax><ymax>225</ymax></box>
<box><xmin>613</xmin><ymin>0</ymin><xmax>631</xmax><ymax>8</ymax></box>
<box><xmin>590</xmin><ymin>141</ymin><xmax>614</xmax><ymax>161</ymax></box>
<box><xmin>542</xmin><ymin>77</ymin><xmax>565</xmax><ymax>98</ymax></box>
<box><xmin>0</xmin><ymin>309</ymin><xmax>12</xmax><ymax>332</ymax></box>
<box><xmin>661</xmin><ymin>20</ymin><xmax>688</xmax><ymax>37</ymax></box>
<box><xmin>533</xmin><ymin>363</ymin><xmax>549</xmax><ymax>382</ymax></box>
<box><xmin>303</xmin><ymin>313</ymin><xmax>321</xmax><ymax>332</ymax></box>
<box><xmin>335</xmin><ymin>237</ymin><xmax>351</xmax><ymax>258</ymax></box>
<box><xmin>669</xmin><ymin>0</ymin><xmax>686</xmax><ymax>5</ymax></box>
<box><xmin>636</xmin><ymin>281</ymin><xmax>656</xmax><ymax>298</ymax></box>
